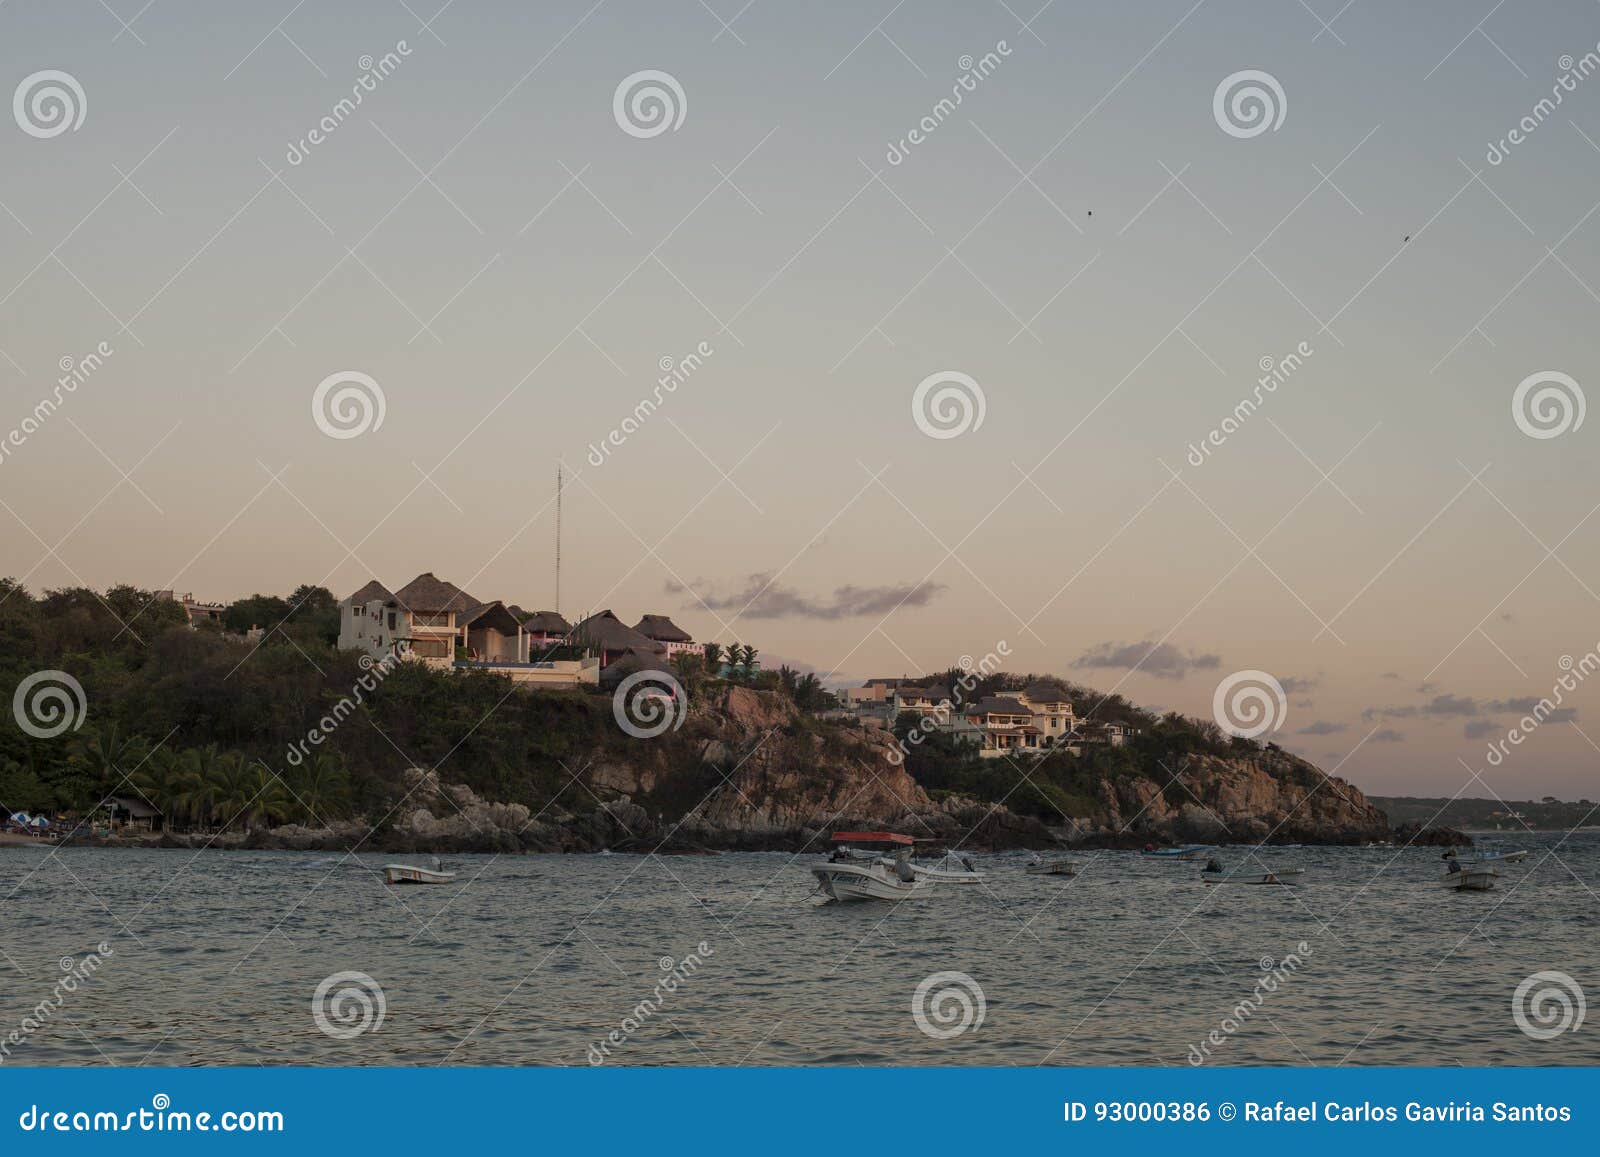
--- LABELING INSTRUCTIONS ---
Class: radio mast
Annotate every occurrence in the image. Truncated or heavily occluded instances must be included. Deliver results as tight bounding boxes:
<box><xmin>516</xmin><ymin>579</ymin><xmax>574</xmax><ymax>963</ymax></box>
<box><xmin>554</xmin><ymin>465</ymin><xmax>563</xmax><ymax>616</ymax></box>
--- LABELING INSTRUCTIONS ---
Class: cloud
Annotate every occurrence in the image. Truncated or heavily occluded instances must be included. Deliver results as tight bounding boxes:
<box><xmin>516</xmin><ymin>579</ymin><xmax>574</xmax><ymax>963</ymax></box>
<box><xmin>1371</xmin><ymin>728</ymin><xmax>1406</xmax><ymax>743</ymax></box>
<box><xmin>668</xmin><ymin>573</ymin><xmax>946</xmax><ymax>620</ymax></box>
<box><xmin>1380</xmin><ymin>672</ymin><xmax>1402</xmax><ymax>680</ymax></box>
<box><xmin>1279</xmin><ymin>674</ymin><xmax>1321</xmax><ymax>694</ymax></box>
<box><xmin>1298</xmin><ymin>720</ymin><xmax>1348</xmax><ymax>735</ymax></box>
<box><xmin>1071</xmin><ymin>640</ymin><xmax>1222</xmax><ymax>680</ymax></box>
<box><xmin>1365</xmin><ymin>693</ymin><xmax>1482</xmax><ymax>721</ymax></box>
<box><xmin>1463</xmin><ymin>720</ymin><xmax>1500</xmax><ymax>739</ymax></box>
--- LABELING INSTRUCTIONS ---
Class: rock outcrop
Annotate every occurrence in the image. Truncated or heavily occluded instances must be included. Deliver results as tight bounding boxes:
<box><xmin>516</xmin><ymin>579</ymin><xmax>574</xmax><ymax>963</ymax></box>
<box><xmin>132</xmin><ymin>689</ymin><xmax>1390</xmax><ymax>853</ymax></box>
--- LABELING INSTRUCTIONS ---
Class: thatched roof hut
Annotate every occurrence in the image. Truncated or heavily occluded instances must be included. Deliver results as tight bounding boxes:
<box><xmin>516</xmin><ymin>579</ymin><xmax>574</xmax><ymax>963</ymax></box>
<box><xmin>634</xmin><ymin>613</ymin><xmax>692</xmax><ymax>643</ymax></box>
<box><xmin>392</xmin><ymin>573</ymin><xmax>478</xmax><ymax>615</ymax></box>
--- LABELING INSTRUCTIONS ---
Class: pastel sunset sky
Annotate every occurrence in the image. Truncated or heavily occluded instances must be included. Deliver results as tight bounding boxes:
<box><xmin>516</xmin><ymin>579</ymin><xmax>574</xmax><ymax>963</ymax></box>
<box><xmin>2</xmin><ymin>0</ymin><xmax>1598</xmax><ymax>797</ymax></box>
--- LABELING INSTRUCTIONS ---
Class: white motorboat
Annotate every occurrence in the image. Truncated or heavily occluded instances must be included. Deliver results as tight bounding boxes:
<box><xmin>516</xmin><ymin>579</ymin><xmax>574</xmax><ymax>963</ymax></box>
<box><xmin>909</xmin><ymin>849</ymin><xmax>987</xmax><ymax>884</ymax></box>
<box><xmin>1440</xmin><ymin>862</ymin><xmax>1500</xmax><ymax>891</ymax></box>
<box><xmin>1025</xmin><ymin>854</ymin><xmax>1080</xmax><ymax>876</ymax></box>
<box><xmin>1200</xmin><ymin>866</ymin><xmax>1305</xmax><ymax>886</ymax></box>
<box><xmin>1141</xmin><ymin>844</ymin><xmax>1212</xmax><ymax>860</ymax></box>
<box><xmin>384</xmin><ymin>858</ymin><xmax>456</xmax><ymax>885</ymax></box>
<box><xmin>812</xmin><ymin>832</ymin><xmax>933</xmax><ymax>902</ymax></box>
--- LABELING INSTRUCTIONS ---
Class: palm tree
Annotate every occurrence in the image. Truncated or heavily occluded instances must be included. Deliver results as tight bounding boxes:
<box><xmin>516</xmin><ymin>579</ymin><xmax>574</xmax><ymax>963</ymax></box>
<box><xmin>740</xmin><ymin>645</ymin><xmax>759</xmax><ymax>674</ymax></box>
<box><xmin>171</xmin><ymin>745</ymin><xmax>221</xmax><ymax>830</ymax></box>
<box><xmin>236</xmin><ymin>764</ymin><xmax>289</xmax><ymax>832</ymax></box>
<box><xmin>129</xmin><ymin>747</ymin><xmax>182</xmax><ymax>825</ymax></box>
<box><xmin>288</xmin><ymin>752</ymin><xmax>350</xmax><ymax>825</ymax></box>
<box><xmin>206</xmin><ymin>752</ymin><xmax>259</xmax><ymax>830</ymax></box>
<box><xmin>75</xmin><ymin>723</ymin><xmax>145</xmax><ymax>791</ymax></box>
<box><xmin>702</xmin><ymin>641</ymin><xmax>723</xmax><ymax>670</ymax></box>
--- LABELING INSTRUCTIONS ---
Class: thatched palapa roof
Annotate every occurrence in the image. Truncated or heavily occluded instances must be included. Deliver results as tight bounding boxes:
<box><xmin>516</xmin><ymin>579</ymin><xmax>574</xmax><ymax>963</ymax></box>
<box><xmin>634</xmin><ymin>614</ymin><xmax>692</xmax><ymax>643</ymax></box>
<box><xmin>521</xmin><ymin>610</ymin><xmax>572</xmax><ymax>635</ymax></box>
<box><xmin>570</xmin><ymin>610</ymin><xmax>662</xmax><ymax>654</ymax></box>
<box><xmin>392</xmin><ymin>573</ymin><xmax>478</xmax><ymax>615</ymax></box>
<box><xmin>345</xmin><ymin>579</ymin><xmax>395</xmax><ymax>605</ymax></box>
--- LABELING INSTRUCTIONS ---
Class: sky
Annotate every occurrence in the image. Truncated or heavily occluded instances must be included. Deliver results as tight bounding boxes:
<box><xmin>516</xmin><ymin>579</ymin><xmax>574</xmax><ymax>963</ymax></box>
<box><xmin>2</xmin><ymin>0</ymin><xmax>1599</xmax><ymax>798</ymax></box>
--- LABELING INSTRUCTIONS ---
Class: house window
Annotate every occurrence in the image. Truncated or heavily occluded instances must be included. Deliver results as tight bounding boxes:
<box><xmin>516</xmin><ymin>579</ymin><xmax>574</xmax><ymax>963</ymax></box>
<box><xmin>412</xmin><ymin>637</ymin><xmax>450</xmax><ymax>658</ymax></box>
<box><xmin>413</xmin><ymin>613</ymin><xmax>451</xmax><ymax>627</ymax></box>
<box><xmin>388</xmin><ymin>613</ymin><xmax>396</xmax><ymax>630</ymax></box>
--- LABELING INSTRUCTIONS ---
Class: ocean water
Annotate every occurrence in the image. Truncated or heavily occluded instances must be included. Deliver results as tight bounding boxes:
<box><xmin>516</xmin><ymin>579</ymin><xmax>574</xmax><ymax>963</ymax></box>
<box><xmin>2</xmin><ymin>835</ymin><xmax>1596</xmax><ymax>1067</ymax></box>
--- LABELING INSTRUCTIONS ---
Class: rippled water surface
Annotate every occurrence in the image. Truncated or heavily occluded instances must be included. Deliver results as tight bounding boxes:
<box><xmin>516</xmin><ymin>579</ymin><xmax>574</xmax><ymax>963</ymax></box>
<box><xmin>3</xmin><ymin>836</ymin><xmax>1597</xmax><ymax>1066</ymax></box>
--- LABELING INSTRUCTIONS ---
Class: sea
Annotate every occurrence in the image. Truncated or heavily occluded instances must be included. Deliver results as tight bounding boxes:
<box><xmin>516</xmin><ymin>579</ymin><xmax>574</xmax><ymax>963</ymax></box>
<box><xmin>2</xmin><ymin>834</ymin><xmax>1596</xmax><ymax>1066</ymax></box>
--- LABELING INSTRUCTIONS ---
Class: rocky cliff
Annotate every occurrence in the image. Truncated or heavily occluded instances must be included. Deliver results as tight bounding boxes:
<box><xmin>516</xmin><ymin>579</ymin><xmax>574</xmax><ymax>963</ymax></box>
<box><xmin>1061</xmin><ymin>748</ymin><xmax>1390</xmax><ymax>847</ymax></box>
<box><xmin>139</xmin><ymin>687</ymin><xmax>1388</xmax><ymax>853</ymax></box>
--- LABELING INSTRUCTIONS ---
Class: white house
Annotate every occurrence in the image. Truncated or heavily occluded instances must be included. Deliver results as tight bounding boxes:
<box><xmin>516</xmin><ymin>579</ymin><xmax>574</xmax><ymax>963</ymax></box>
<box><xmin>338</xmin><ymin>574</ymin><xmax>599</xmax><ymax>687</ymax></box>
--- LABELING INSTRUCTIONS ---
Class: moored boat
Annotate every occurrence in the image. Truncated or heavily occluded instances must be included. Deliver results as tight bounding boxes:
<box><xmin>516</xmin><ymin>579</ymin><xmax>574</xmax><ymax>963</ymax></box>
<box><xmin>811</xmin><ymin>832</ymin><xmax>933</xmax><ymax>902</ymax></box>
<box><xmin>1025</xmin><ymin>855</ymin><xmax>1080</xmax><ymax>876</ymax></box>
<box><xmin>1201</xmin><ymin>866</ymin><xmax>1305</xmax><ymax>886</ymax></box>
<box><xmin>1142</xmin><ymin>844</ymin><xmax>1212</xmax><ymax>860</ymax></box>
<box><xmin>908</xmin><ymin>848</ymin><xmax>987</xmax><ymax>884</ymax></box>
<box><xmin>1440</xmin><ymin>862</ymin><xmax>1500</xmax><ymax>891</ymax></box>
<box><xmin>384</xmin><ymin>858</ymin><xmax>456</xmax><ymax>885</ymax></box>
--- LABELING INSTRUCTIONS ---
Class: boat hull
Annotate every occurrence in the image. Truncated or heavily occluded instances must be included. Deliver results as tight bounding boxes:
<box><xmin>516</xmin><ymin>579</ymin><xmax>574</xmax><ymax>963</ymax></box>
<box><xmin>1441</xmin><ymin>867</ymin><xmax>1499</xmax><ymax>891</ymax></box>
<box><xmin>811</xmin><ymin>864</ymin><xmax>930</xmax><ymax>901</ymax></box>
<box><xmin>1202</xmin><ymin>869</ymin><xmax>1304</xmax><ymax>886</ymax></box>
<box><xmin>1026</xmin><ymin>860</ymin><xmax>1080</xmax><ymax>876</ymax></box>
<box><xmin>384</xmin><ymin>865</ymin><xmax>456</xmax><ymax>885</ymax></box>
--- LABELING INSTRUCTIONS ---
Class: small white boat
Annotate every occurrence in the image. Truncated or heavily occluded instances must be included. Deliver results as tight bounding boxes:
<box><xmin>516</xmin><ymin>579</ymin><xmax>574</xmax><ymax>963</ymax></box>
<box><xmin>1201</xmin><ymin>867</ymin><xmax>1305</xmax><ymax>886</ymax></box>
<box><xmin>1440</xmin><ymin>863</ymin><xmax>1500</xmax><ymax>891</ymax></box>
<box><xmin>1142</xmin><ymin>844</ymin><xmax>1212</xmax><ymax>860</ymax></box>
<box><xmin>1026</xmin><ymin>854</ymin><xmax>1080</xmax><ymax>876</ymax></box>
<box><xmin>812</xmin><ymin>832</ymin><xmax>932</xmax><ymax>902</ymax></box>
<box><xmin>909</xmin><ymin>849</ymin><xmax>987</xmax><ymax>884</ymax></box>
<box><xmin>384</xmin><ymin>858</ymin><xmax>456</xmax><ymax>885</ymax></box>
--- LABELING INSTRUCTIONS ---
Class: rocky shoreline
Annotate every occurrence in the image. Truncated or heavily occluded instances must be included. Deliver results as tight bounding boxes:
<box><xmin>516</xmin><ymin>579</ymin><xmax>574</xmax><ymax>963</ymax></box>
<box><xmin>8</xmin><ymin>688</ymin><xmax>1431</xmax><ymax>856</ymax></box>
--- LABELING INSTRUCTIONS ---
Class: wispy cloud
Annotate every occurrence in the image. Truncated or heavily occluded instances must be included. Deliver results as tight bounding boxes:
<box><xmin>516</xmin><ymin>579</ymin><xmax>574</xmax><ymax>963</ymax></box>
<box><xmin>667</xmin><ymin>574</ymin><xmax>946</xmax><ymax>620</ymax></box>
<box><xmin>1298</xmin><ymin>720</ymin><xmax>1347</xmax><ymax>735</ymax></box>
<box><xmin>1371</xmin><ymin>728</ymin><xmax>1406</xmax><ymax>743</ymax></box>
<box><xmin>1071</xmin><ymin>640</ymin><xmax>1222</xmax><ymax>681</ymax></box>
